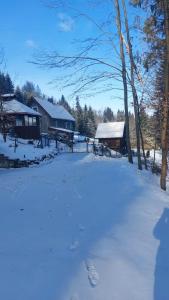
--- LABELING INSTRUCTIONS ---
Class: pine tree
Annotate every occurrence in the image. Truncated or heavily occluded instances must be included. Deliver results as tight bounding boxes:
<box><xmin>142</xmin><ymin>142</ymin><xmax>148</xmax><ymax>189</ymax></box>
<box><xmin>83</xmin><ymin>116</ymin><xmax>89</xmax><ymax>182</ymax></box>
<box><xmin>48</xmin><ymin>97</ymin><xmax>54</xmax><ymax>103</ymax></box>
<box><xmin>15</xmin><ymin>86</ymin><xmax>24</xmax><ymax>103</ymax></box>
<box><xmin>75</xmin><ymin>97</ymin><xmax>84</xmax><ymax>134</ymax></box>
<box><xmin>103</xmin><ymin>107</ymin><xmax>115</xmax><ymax>122</ymax></box>
<box><xmin>116</xmin><ymin>110</ymin><xmax>125</xmax><ymax>121</ymax></box>
<box><xmin>0</xmin><ymin>72</ymin><xmax>6</xmax><ymax>94</ymax></box>
<box><xmin>87</xmin><ymin>106</ymin><xmax>96</xmax><ymax>137</ymax></box>
<box><xmin>0</xmin><ymin>72</ymin><xmax>14</xmax><ymax>94</ymax></box>
<box><xmin>58</xmin><ymin>95</ymin><xmax>72</xmax><ymax>114</ymax></box>
<box><xmin>5</xmin><ymin>73</ymin><xmax>14</xmax><ymax>94</ymax></box>
<box><xmin>83</xmin><ymin>104</ymin><xmax>90</xmax><ymax>136</ymax></box>
<box><xmin>131</xmin><ymin>0</ymin><xmax>169</xmax><ymax>189</ymax></box>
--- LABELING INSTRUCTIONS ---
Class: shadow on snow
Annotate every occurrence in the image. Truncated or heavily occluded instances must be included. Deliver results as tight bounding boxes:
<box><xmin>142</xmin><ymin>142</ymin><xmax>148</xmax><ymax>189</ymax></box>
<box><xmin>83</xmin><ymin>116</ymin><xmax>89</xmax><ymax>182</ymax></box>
<box><xmin>153</xmin><ymin>207</ymin><xmax>169</xmax><ymax>300</ymax></box>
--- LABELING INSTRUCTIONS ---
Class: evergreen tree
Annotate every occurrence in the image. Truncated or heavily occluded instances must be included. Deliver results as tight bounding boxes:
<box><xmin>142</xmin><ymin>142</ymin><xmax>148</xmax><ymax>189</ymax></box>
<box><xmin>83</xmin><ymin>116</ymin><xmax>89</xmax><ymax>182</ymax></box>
<box><xmin>131</xmin><ymin>0</ymin><xmax>169</xmax><ymax>188</ymax></box>
<box><xmin>75</xmin><ymin>97</ymin><xmax>84</xmax><ymax>134</ymax></box>
<box><xmin>0</xmin><ymin>72</ymin><xmax>14</xmax><ymax>95</ymax></box>
<box><xmin>48</xmin><ymin>97</ymin><xmax>54</xmax><ymax>103</ymax></box>
<box><xmin>83</xmin><ymin>104</ymin><xmax>90</xmax><ymax>136</ymax></box>
<box><xmin>5</xmin><ymin>73</ymin><xmax>14</xmax><ymax>94</ymax></box>
<box><xmin>0</xmin><ymin>72</ymin><xmax>6</xmax><ymax>94</ymax></box>
<box><xmin>103</xmin><ymin>107</ymin><xmax>115</xmax><ymax>122</ymax></box>
<box><xmin>116</xmin><ymin>110</ymin><xmax>125</xmax><ymax>121</ymax></box>
<box><xmin>15</xmin><ymin>86</ymin><xmax>24</xmax><ymax>103</ymax></box>
<box><xmin>87</xmin><ymin>106</ymin><xmax>96</xmax><ymax>137</ymax></box>
<box><xmin>58</xmin><ymin>95</ymin><xmax>72</xmax><ymax>113</ymax></box>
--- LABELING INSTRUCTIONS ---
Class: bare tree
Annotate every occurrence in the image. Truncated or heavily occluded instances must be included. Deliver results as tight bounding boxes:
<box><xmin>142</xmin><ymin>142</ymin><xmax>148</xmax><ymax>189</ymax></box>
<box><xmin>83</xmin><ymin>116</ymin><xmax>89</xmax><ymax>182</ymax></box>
<box><xmin>114</xmin><ymin>0</ymin><xmax>133</xmax><ymax>164</ymax></box>
<box><xmin>32</xmin><ymin>0</ymin><xmax>134</xmax><ymax>162</ymax></box>
<box><xmin>120</xmin><ymin>0</ymin><xmax>143</xmax><ymax>170</ymax></box>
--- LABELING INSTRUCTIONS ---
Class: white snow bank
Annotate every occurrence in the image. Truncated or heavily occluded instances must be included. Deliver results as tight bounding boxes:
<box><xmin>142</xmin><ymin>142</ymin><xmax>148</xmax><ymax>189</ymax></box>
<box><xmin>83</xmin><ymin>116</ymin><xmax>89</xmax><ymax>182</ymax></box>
<box><xmin>0</xmin><ymin>134</ymin><xmax>57</xmax><ymax>160</ymax></box>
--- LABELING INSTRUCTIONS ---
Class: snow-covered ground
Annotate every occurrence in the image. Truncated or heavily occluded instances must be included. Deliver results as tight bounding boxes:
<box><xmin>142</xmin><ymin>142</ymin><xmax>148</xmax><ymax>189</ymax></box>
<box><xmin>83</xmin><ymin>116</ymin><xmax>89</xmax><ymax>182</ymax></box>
<box><xmin>0</xmin><ymin>153</ymin><xmax>168</xmax><ymax>300</ymax></box>
<box><xmin>0</xmin><ymin>134</ymin><xmax>57</xmax><ymax>161</ymax></box>
<box><xmin>150</xmin><ymin>149</ymin><xmax>163</xmax><ymax>165</ymax></box>
<box><xmin>0</xmin><ymin>134</ymin><xmax>93</xmax><ymax>161</ymax></box>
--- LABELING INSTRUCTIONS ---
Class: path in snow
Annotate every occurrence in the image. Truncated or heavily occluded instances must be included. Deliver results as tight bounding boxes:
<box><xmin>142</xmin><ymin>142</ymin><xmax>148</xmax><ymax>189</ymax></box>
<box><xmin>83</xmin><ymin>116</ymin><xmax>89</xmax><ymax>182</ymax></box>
<box><xmin>0</xmin><ymin>153</ymin><xmax>168</xmax><ymax>300</ymax></box>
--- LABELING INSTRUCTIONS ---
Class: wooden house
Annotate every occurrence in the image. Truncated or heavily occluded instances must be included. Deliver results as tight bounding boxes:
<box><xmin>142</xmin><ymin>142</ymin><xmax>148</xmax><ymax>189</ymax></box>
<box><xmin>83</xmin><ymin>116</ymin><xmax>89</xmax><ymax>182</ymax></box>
<box><xmin>29</xmin><ymin>96</ymin><xmax>75</xmax><ymax>138</ymax></box>
<box><xmin>95</xmin><ymin>121</ymin><xmax>127</xmax><ymax>154</ymax></box>
<box><xmin>3</xmin><ymin>99</ymin><xmax>41</xmax><ymax>139</ymax></box>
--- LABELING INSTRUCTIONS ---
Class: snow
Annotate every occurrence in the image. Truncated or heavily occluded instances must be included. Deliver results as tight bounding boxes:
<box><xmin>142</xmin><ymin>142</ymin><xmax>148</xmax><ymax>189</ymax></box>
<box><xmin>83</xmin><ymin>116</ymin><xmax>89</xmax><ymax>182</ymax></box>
<box><xmin>3</xmin><ymin>99</ymin><xmax>41</xmax><ymax>116</ymax></box>
<box><xmin>0</xmin><ymin>134</ymin><xmax>57</xmax><ymax>161</ymax></box>
<box><xmin>95</xmin><ymin>121</ymin><xmax>125</xmax><ymax>139</ymax></box>
<box><xmin>49</xmin><ymin>126</ymin><xmax>74</xmax><ymax>133</ymax></box>
<box><xmin>150</xmin><ymin>149</ymin><xmax>163</xmax><ymax>165</ymax></box>
<box><xmin>2</xmin><ymin>93</ymin><xmax>15</xmax><ymax>98</ymax></box>
<box><xmin>34</xmin><ymin>97</ymin><xmax>75</xmax><ymax>121</ymax></box>
<box><xmin>74</xmin><ymin>134</ymin><xmax>86</xmax><ymax>142</ymax></box>
<box><xmin>0</xmin><ymin>153</ymin><xmax>168</xmax><ymax>300</ymax></box>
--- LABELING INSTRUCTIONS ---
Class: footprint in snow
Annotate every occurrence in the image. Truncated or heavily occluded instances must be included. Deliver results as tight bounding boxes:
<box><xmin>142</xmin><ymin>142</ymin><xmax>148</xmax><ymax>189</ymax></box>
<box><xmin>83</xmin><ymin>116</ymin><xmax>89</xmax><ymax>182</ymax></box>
<box><xmin>78</xmin><ymin>224</ymin><xmax>85</xmax><ymax>232</ymax></box>
<box><xmin>85</xmin><ymin>259</ymin><xmax>99</xmax><ymax>287</ymax></box>
<box><xmin>70</xmin><ymin>294</ymin><xmax>79</xmax><ymax>300</ymax></box>
<box><xmin>69</xmin><ymin>240</ymin><xmax>79</xmax><ymax>251</ymax></box>
<box><xmin>66</xmin><ymin>210</ymin><xmax>72</xmax><ymax>217</ymax></box>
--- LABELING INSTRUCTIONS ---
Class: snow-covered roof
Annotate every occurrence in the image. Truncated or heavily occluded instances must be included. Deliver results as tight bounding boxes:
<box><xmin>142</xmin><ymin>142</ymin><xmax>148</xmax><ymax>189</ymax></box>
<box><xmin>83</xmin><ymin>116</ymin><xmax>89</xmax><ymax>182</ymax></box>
<box><xmin>34</xmin><ymin>97</ymin><xmax>75</xmax><ymax>122</ymax></box>
<box><xmin>3</xmin><ymin>99</ymin><xmax>41</xmax><ymax>116</ymax></box>
<box><xmin>49</xmin><ymin>126</ymin><xmax>74</xmax><ymax>133</ymax></box>
<box><xmin>2</xmin><ymin>93</ymin><xmax>15</xmax><ymax>98</ymax></box>
<box><xmin>95</xmin><ymin>122</ymin><xmax>125</xmax><ymax>139</ymax></box>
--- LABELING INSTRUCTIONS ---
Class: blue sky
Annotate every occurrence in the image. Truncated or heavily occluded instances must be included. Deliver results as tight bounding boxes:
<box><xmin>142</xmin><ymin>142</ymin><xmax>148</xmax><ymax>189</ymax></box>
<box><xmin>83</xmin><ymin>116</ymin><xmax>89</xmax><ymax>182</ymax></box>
<box><xmin>0</xmin><ymin>0</ymin><xmax>141</xmax><ymax>111</ymax></box>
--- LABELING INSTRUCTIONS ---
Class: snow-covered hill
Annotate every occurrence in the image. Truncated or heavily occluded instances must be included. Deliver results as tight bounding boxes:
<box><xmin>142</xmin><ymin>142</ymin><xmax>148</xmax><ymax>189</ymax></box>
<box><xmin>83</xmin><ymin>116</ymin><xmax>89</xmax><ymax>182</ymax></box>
<box><xmin>0</xmin><ymin>134</ymin><xmax>57</xmax><ymax>161</ymax></box>
<box><xmin>0</xmin><ymin>153</ymin><xmax>168</xmax><ymax>300</ymax></box>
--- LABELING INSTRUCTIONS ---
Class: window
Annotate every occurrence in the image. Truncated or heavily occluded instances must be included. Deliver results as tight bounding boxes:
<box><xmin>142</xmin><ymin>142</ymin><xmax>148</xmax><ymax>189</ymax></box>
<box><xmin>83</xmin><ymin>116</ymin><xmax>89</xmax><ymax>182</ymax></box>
<box><xmin>24</xmin><ymin>115</ymin><xmax>29</xmax><ymax>126</ymax></box>
<box><xmin>24</xmin><ymin>116</ymin><xmax>37</xmax><ymax>126</ymax></box>
<box><xmin>16</xmin><ymin>116</ymin><xmax>23</xmax><ymax>126</ymax></box>
<box><xmin>32</xmin><ymin>117</ymin><xmax>37</xmax><ymax>126</ymax></box>
<box><xmin>65</xmin><ymin>121</ymin><xmax>69</xmax><ymax>129</ymax></box>
<box><xmin>29</xmin><ymin>117</ymin><xmax>33</xmax><ymax>126</ymax></box>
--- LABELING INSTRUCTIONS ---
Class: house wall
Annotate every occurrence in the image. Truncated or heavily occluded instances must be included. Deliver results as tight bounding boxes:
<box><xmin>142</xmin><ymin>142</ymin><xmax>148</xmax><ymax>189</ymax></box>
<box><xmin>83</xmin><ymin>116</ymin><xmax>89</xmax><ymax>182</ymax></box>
<box><xmin>52</xmin><ymin>119</ymin><xmax>75</xmax><ymax>131</ymax></box>
<box><xmin>29</xmin><ymin>98</ymin><xmax>75</xmax><ymax>133</ymax></box>
<box><xmin>29</xmin><ymin>99</ymin><xmax>52</xmax><ymax>133</ymax></box>
<box><xmin>9</xmin><ymin>113</ymin><xmax>41</xmax><ymax>139</ymax></box>
<box><xmin>14</xmin><ymin>125</ymin><xmax>40</xmax><ymax>139</ymax></box>
<box><xmin>98</xmin><ymin>137</ymin><xmax>127</xmax><ymax>154</ymax></box>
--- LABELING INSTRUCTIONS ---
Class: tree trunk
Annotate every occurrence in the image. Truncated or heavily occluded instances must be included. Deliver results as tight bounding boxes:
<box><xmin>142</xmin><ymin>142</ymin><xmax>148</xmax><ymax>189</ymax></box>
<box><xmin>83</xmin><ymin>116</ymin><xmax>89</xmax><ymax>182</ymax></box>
<box><xmin>121</xmin><ymin>0</ymin><xmax>142</xmax><ymax>170</ymax></box>
<box><xmin>153</xmin><ymin>136</ymin><xmax>156</xmax><ymax>169</ymax></box>
<box><xmin>114</xmin><ymin>0</ymin><xmax>133</xmax><ymax>164</ymax></box>
<box><xmin>160</xmin><ymin>0</ymin><xmax>169</xmax><ymax>190</ymax></box>
<box><xmin>139</xmin><ymin>123</ymin><xmax>148</xmax><ymax>169</ymax></box>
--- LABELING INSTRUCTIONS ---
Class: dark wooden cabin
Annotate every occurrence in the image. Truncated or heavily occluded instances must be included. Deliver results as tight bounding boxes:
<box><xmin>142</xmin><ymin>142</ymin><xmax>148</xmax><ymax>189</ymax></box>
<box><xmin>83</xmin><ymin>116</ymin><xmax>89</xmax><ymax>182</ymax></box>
<box><xmin>29</xmin><ymin>97</ymin><xmax>75</xmax><ymax>135</ymax></box>
<box><xmin>95</xmin><ymin>122</ymin><xmax>127</xmax><ymax>154</ymax></box>
<box><xmin>3</xmin><ymin>99</ymin><xmax>41</xmax><ymax>139</ymax></box>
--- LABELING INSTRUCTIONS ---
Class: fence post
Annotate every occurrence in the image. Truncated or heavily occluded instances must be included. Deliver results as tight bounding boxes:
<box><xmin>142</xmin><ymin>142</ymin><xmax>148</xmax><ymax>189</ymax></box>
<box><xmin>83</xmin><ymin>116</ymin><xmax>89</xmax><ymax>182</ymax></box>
<box><xmin>93</xmin><ymin>142</ymin><xmax>95</xmax><ymax>155</ymax></box>
<box><xmin>101</xmin><ymin>144</ymin><xmax>104</xmax><ymax>156</ymax></box>
<box><xmin>86</xmin><ymin>140</ymin><xmax>89</xmax><ymax>153</ymax></box>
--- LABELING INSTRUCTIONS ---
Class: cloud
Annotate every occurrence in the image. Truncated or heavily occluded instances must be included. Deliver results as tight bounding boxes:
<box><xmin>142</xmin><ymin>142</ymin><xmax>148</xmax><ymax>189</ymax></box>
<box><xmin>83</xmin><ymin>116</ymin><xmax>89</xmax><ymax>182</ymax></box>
<box><xmin>25</xmin><ymin>39</ymin><xmax>37</xmax><ymax>48</ymax></box>
<box><xmin>57</xmin><ymin>13</ymin><xmax>74</xmax><ymax>32</ymax></box>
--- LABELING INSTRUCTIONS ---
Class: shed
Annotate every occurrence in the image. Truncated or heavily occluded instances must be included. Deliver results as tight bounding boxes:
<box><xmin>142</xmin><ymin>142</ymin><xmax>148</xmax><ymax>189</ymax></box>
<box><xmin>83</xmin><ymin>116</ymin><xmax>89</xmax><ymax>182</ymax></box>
<box><xmin>95</xmin><ymin>121</ymin><xmax>127</xmax><ymax>154</ymax></box>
